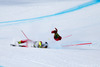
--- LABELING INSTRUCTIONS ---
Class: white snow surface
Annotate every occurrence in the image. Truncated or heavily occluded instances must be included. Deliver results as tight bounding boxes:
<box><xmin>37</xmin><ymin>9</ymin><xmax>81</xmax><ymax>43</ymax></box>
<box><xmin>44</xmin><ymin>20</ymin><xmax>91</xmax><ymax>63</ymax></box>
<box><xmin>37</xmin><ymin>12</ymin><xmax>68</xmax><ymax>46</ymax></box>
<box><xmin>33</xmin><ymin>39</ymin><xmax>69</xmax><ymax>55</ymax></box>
<box><xmin>0</xmin><ymin>0</ymin><xmax>100</xmax><ymax>67</ymax></box>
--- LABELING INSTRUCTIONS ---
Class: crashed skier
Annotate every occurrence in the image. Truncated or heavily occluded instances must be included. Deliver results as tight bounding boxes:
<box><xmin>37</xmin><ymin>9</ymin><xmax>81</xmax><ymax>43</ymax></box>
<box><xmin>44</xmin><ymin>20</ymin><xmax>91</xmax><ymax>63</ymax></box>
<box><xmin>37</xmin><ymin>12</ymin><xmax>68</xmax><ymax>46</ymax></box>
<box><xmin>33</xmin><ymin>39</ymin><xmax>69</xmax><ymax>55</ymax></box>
<box><xmin>11</xmin><ymin>39</ymin><xmax>48</xmax><ymax>48</ymax></box>
<box><xmin>10</xmin><ymin>30</ymin><xmax>48</xmax><ymax>48</ymax></box>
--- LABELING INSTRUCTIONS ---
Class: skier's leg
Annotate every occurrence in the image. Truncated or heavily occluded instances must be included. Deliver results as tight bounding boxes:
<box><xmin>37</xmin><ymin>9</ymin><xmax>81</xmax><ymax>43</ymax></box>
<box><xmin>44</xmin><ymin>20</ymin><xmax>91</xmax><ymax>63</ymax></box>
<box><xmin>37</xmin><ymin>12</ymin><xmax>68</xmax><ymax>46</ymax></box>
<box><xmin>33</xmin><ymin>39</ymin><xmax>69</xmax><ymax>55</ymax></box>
<box><xmin>18</xmin><ymin>40</ymin><xmax>28</xmax><ymax>44</ymax></box>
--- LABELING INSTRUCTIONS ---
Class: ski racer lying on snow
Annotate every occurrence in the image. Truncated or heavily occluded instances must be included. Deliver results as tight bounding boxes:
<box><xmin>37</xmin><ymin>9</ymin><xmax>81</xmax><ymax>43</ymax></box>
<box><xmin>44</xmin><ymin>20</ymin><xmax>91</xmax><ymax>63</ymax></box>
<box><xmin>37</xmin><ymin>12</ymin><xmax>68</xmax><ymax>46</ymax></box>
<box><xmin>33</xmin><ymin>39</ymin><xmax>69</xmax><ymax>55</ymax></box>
<box><xmin>12</xmin><ymin>39</ymin><xmax>48</xmax><ymax>48</ymax></box>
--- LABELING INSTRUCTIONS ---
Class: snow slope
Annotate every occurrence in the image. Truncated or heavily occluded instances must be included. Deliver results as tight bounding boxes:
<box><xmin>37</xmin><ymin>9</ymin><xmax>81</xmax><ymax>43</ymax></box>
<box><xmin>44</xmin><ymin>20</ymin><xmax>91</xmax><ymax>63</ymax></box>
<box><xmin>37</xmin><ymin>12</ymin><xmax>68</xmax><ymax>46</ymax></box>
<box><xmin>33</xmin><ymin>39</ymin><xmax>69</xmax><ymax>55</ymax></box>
<box><xmin>0</xmin><ymin>0</ymin><xmax>100</xmax><ymax>67</ymax></box>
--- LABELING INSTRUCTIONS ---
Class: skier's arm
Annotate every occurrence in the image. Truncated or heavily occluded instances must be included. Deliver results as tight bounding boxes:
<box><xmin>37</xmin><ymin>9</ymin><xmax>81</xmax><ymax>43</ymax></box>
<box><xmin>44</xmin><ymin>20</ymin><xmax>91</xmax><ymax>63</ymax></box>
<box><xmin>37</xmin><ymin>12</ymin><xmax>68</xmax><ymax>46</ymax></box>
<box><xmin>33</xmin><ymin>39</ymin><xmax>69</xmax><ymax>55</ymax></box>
<box><xmin>55</xmin><ymin>28</ymin><xmax>58</xmax><ymax>32</ymax></box>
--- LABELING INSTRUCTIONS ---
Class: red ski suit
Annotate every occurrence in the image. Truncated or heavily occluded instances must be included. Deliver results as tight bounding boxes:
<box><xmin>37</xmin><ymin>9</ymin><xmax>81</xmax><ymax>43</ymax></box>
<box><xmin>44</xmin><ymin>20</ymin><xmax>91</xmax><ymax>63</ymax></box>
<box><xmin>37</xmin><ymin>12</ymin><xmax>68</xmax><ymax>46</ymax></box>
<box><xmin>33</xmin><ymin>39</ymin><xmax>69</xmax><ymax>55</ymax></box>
<box><xmin>51</xmin><ymin>28</ymin><xmax>62</xmax><ymax>41</ymax></box>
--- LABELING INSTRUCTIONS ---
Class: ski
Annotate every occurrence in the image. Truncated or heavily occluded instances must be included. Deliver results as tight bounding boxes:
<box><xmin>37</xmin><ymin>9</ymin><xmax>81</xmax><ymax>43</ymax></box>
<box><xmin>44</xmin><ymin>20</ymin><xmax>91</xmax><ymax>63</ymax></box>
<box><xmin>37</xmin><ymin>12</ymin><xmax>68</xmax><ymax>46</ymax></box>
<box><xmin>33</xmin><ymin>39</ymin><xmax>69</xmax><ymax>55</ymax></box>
<box><xmin>63</xmin><ymin>34</ymin><xmax>72</xmax><ymax>39</ymax></box>
<box><xmin>62</xmin><ymin>42</ymin><xmax>92</xmax><ymax>47</ymax></box>
<box><xmin>10</xmin><ymin>44</ymin><xmax>17</xmax><ymax>47</ymax></box>
<box><xmin>10</xmin><ymin>44</ymin><xmax>27</xmax><ymax>47</ymax></box>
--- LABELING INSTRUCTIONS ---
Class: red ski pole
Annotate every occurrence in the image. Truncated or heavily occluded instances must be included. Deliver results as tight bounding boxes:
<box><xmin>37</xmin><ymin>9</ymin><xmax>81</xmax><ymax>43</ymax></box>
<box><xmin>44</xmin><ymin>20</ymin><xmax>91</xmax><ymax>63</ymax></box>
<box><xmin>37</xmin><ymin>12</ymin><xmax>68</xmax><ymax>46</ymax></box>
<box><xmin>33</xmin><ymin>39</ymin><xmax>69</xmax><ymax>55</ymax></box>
<box><xmin>21</xmin><ymin>30</ymin><xmax>29</xmax><ymax>40</ymax></box>
<box><xmin>21</xmin><ymin>30</ymin><xmax>29</xmax><ymax>47</ymax></box>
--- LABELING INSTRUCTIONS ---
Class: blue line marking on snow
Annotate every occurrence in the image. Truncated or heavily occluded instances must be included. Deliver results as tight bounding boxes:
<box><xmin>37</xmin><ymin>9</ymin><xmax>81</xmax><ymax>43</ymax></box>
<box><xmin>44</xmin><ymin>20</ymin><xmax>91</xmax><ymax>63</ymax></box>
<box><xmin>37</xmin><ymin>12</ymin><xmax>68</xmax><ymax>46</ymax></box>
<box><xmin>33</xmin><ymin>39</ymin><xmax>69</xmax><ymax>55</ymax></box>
<box><xmin>0</xmin><ymin>0</ymin><xmax>100</xmax><ymax>25</ymax></box>
<box><xmin>0</xmin><ymin>66</ymin><xmax>3</xmax><ymax>67</ymax></box>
